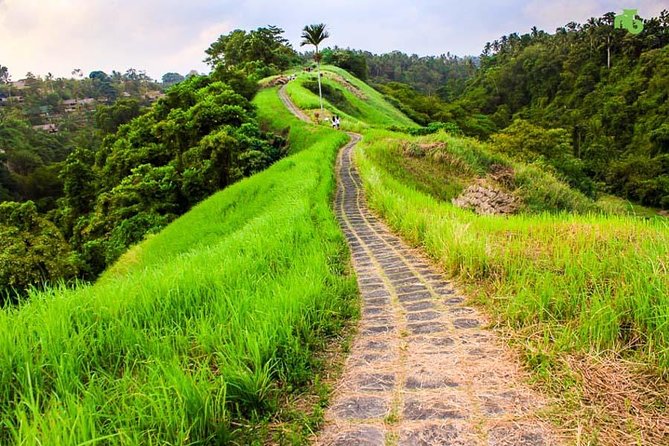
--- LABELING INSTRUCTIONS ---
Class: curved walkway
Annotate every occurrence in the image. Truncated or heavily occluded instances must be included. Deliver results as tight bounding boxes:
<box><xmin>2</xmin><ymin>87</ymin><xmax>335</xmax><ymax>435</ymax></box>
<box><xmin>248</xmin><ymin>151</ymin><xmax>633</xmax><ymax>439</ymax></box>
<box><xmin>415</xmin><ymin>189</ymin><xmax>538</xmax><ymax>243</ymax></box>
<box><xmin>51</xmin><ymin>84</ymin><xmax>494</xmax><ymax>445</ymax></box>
<box><xmin>278</xmin><ymin>85</ymin><xmax>558</xmax><ymax>446</ymax></box>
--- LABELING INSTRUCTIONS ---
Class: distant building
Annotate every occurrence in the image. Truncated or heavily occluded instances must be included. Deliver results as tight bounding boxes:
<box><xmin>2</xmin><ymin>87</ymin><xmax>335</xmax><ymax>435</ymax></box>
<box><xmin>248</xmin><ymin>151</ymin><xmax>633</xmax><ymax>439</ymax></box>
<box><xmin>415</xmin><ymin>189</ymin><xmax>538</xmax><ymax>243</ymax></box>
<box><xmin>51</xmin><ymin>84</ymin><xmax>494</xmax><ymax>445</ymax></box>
<box><xmin>32</xmin><ymin>123</ymin><xmax>58</xmax><ymax>133</ymax></box>
<box><xmin>144</xmin><ymin>90</ymin><xmax>165</xmax><ymax>102</ymax></box>
<box><xmin>62</xmin><ymin>97</ymin><xmax>96</xmax><ymax>112</ymax></box>
<box><xmin>11</xmin><ymin>80</ymin><xmax>27</xmax><ymax>90</ymax></box>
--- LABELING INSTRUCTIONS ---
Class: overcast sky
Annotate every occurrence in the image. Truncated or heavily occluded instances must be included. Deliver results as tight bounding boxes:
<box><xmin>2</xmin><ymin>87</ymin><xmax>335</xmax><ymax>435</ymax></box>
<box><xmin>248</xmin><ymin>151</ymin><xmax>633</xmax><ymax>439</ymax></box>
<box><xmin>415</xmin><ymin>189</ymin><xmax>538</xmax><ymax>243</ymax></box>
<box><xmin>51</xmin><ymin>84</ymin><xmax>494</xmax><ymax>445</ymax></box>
<box><xmin>0</xmin><ymin>0</ymin><xmax>666</xmax><ymax>81</ymax></box>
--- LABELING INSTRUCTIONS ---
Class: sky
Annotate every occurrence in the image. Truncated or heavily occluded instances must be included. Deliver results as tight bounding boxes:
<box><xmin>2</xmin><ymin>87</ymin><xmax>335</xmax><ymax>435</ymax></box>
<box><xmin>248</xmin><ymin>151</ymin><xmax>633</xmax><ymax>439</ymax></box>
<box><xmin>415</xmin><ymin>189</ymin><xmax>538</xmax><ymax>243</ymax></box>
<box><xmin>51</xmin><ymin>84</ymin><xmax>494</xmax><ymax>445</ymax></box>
<box><xmin>0</xmin><ymin>0</ymin><xmax>666</xmax><ymax>81</ymax></box>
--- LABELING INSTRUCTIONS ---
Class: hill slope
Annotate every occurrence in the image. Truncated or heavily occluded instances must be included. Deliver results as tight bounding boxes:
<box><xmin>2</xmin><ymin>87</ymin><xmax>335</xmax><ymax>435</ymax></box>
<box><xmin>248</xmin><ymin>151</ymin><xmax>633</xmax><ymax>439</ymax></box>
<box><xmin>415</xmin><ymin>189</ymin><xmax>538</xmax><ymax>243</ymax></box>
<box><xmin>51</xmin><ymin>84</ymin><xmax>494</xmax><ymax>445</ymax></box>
<box><xmin>0</xmin><ymin>87</ymin><xmax>355</xmax><ymax>444</ymax></box>
<box><xmin>2</xmin><ymin>64</ymin><xmax>667</xmax><ymax>445</ymax></box>
<box><xmin>289</xmin><ymin>66</ymin><xmax>669</xmax><ymax>443</ymax></box>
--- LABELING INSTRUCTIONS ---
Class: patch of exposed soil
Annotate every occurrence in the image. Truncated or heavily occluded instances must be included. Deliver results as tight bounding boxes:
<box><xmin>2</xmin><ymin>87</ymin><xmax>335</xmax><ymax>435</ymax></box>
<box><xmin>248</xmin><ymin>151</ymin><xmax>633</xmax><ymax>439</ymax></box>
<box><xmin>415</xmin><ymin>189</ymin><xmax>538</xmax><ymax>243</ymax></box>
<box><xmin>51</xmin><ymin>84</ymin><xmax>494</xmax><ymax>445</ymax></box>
<box><xmin>452</xmin><ymin>180</ymin><xmax>520</xmax><ymax>215</ymax></box>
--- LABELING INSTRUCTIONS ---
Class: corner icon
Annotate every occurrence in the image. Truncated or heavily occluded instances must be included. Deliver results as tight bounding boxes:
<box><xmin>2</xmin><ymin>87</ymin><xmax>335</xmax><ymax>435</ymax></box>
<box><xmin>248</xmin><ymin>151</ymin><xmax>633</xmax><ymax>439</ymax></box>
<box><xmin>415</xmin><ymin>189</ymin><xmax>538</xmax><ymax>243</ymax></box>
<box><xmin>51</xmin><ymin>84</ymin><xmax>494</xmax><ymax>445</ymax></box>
<box><xmin>614</xmin><ymin>9</ymin><xmax>644</xmax><ymax>34</ymax></box>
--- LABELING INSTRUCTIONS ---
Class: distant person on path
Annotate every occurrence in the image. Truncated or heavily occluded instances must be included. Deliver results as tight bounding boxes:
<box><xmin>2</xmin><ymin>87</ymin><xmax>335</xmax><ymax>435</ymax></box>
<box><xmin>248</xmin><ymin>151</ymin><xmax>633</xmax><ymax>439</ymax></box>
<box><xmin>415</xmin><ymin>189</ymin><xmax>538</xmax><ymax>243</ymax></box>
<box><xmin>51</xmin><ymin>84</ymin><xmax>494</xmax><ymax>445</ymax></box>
<box><xmin>334</xmin><ymin>115</ymin><xmax>341</xmax><ymax>130</ymax></box>
<box><xmin>331</xmin><ymin>115</ymin><xmax>337</xmax><ymax>129</ymax></box>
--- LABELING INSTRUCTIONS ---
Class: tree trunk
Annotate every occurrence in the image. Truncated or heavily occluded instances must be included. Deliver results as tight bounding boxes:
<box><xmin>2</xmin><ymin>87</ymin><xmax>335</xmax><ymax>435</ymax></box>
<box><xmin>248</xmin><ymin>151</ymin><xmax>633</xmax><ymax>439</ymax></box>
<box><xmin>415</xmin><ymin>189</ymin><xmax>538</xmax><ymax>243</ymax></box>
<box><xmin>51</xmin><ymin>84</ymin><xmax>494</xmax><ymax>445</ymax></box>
<box><xmin>607</xmin><ymin>35</ymin><xmax>611</xmax><ymax>69</ymax></box>
<box><xmin>316</xmin><ymin>45</ymin><xmax>324</xmax><ymax>112</ymax></box>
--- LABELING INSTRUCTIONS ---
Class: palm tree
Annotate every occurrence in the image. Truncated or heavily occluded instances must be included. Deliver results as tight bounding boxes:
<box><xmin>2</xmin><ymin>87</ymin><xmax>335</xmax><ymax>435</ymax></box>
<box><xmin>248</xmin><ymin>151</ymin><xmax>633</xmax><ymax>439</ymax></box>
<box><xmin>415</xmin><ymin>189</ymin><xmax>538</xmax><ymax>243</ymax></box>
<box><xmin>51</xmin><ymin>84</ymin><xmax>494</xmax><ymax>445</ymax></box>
<box><xmin>300</xmin><ymin>23</ymin><xmax>329</xmax><ymax>111</ymax></box>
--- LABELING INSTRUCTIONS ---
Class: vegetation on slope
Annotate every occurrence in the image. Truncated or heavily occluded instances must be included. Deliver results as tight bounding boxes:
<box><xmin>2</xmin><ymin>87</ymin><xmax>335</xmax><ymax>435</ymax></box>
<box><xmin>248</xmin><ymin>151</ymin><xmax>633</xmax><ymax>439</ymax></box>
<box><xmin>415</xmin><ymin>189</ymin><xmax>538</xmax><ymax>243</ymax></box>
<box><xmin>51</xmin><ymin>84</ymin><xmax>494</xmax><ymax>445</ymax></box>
<box><xmin>284</xmin><ymin>65</ymin><xmax>416</xmax><ymax>131</ymax></box>
<box><xmin>358</xmin><ymin>131</ymin><xmax>669</xmax><ymax>369</ymax></box>
<box><xmin>356</xmin><ymin>132</ymin><xmax>669</xmax><ymax>442</ymax></box>
<box><xmin>1</xmin><ymin>73</ymin><xmax>287</xmax><ymax>295</ymax></box>
<box><xmin>292</xmin><ymin>65</ymin><xmax>669</xmax><ymax>442</ymax></box>
<box><xmin>362</xmin><ymin>129</ymin><xmax>601</xmax><ymax>214</ymax></box>
<box><xmin>0</xmin><ymin>68</ymin><xmax>164</xmax><ymax>210</ymax></box>
<box><xmin>395</xmin><ymin>11</ymin><xmax>669</xmax><ymax>208</ymax></box>
<box><xmin>1</xmin><ymin>25</ymin><xmax>306</xmax><ymax>296</ymax></box>
<box><xmin>0</xmin><ymin>86</ymin><xmax>356</xmax><ymax>444</ymax></box>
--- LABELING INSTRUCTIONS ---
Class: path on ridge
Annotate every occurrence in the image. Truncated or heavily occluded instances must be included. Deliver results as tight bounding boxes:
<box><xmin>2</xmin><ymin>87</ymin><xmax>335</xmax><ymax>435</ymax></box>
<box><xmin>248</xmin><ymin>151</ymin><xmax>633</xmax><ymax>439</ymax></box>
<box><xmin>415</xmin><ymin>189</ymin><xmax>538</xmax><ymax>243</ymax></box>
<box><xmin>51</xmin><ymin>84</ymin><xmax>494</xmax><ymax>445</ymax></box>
<box><xmin>278</xmin><ymin>85</ymin><xmax>559</xmax><ymax>446</ymax></box>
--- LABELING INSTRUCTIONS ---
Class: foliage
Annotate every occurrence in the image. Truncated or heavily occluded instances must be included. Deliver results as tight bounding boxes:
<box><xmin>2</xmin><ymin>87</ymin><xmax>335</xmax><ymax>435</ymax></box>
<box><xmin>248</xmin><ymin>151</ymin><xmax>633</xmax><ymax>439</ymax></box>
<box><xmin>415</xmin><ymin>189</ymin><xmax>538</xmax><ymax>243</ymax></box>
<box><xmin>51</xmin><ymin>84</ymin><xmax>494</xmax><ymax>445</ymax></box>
<box><xmin>321</xmin><ymin>48</ymin><xmax>368</xmax><ymax>80</ymax></box>
<box><xmin>0</xmin><ymin>115</ymin><xmax>69</xmax><ymax>209</ymax></box>
<box><xmin>300</xmin><ymin>24</ymin><xmax>330</xmax><ymax>53</ymax></box>
<box><xmin>451</xmin><ymin>10</ymin><xmax>669</xmax><ymax>207</ymax></box>
<box><xmin>302</xmin><ymin>79</ymin><xmax>360</xmax><ymax>117</ymax></box>
<box><xmin>301</xmin><ymin>23</ymin><xmax>330</xmax><ymax>111</ymax></box>
<box><xmin>0</xmin><ymin>201</ymin><xmax>77</xmax><ymax>298</ymax></box>
<box><xmin>65</xmin><ymin>76</ymin><xmax>287</xmax><ymax>277</ymax></box>
<box><xmin>0</xmin><ymin>65</ymin><xmax>9</xmax><ymax>84</ymax></box>
<box><xmin>205</xmin><ymin>26</ymin><xmax>297</xmax><ymax>76</ymax></box>
<box><xmin>161</xmin><ymin>72</ymin><xmax>185</xmax><ymax>86</ymax></box>
<box><xmin>3</xmin><ymin>68</ymin><xmax>287</xmax><ymax>291</ymax></box>
<box><xmin>491</xmin><ymin>119</ymin><xmax>595</xmax><ymax>196</ymax></box>
<box><xmin>358</xmin><ymin>50</ymin><xmax>477</xmax><ymax>95</ymax></box>
<box><xmin>362</xmin><ymin>128</ymin><xmax>598</xmax><ymax>214</ymax></box>
<box><xmin>94</xmin><ymin>98</ymin><xmax>142</xmax><ymax>134</ymax></box>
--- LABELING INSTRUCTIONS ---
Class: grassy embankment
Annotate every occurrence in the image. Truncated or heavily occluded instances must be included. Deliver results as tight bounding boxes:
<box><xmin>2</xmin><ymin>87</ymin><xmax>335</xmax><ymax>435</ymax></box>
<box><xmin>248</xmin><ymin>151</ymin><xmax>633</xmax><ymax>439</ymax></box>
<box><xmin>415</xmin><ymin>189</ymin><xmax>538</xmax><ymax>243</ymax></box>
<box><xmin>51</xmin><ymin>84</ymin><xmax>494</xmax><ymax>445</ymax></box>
<box><xmin>0</xmin><ymin>87</ymin><xmax>355</xmax><ymax>444</ymax></box>
<box><xmin>357</xmin><ymin>130</ymin><xmax>669</xmax><ymax>443</ymax></box>
<box><xmin>290</xmin><ymin>67</ymin><xmax>669</xmax><ymax>443</ymax></box>
<box><xmin>290</xmin><ymin>67</ymin><xmax>669</xmax><ymax>371</ymax></box>
<box><xmin>284</xmin><ymin>65</ymin><xmax>416</xmax><ymax>132</ymax></box>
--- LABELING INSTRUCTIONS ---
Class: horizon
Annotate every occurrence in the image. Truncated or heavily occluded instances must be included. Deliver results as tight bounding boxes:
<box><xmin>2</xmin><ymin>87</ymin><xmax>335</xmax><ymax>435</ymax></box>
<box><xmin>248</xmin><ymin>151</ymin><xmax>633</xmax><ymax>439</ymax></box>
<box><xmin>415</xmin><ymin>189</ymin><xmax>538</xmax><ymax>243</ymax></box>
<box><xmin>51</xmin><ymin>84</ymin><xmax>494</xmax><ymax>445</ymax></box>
<box><xmin>0</xmin><ymin>0</ymin><xmax>666</xmax><ymax>81</ymax></box>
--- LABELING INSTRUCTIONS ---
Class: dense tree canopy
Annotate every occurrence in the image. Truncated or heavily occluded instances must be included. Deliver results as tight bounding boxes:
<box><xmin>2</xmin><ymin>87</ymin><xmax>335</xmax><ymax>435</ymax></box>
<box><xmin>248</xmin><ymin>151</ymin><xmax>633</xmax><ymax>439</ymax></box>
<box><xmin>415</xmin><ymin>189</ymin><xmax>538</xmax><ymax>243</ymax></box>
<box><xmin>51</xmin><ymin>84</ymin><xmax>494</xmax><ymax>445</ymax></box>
<box><xmin>58</xmin><ymin>75</ymin><xmax>286</xmax><ymax>277</ymax></box>
<box><xmin>162</xmin><ymin>72</ymin><xmax>185</xmax><ymax>86</ymax></box>
<box><xmin>373</xmin><ymin>11</ymin><xmax>669</xmax><ymax>207</ymax></box>
<box><xmin>1</xmin><ymin>68</ymin><xmax>287</xmax><ymax>294</ymax></box>
<box><xmin>451</xmin><ymin>10</ymin><xmax>669</xmax><ymax>207</ymax></box>
<box><xmin>0</xmin><ymin>201</ymin><xmax>78</xmax><ymax>299</ymax></box>
<box><xmin>205</xmin><ymin>26</ymin><xmax>298</xmax><ymax>77</ymax></box>
<box><xmin>321</xmin><ymin>48</ymin><xmax>368</xmax><ymax>80</ymax></box>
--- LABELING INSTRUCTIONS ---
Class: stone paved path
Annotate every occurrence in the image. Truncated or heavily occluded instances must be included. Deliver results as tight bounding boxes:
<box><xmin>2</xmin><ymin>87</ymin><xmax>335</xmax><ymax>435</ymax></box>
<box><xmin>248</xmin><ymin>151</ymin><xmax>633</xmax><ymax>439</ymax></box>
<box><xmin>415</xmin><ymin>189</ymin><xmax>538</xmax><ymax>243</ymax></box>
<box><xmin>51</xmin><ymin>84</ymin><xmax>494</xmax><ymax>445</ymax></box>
<box><xmin>278</xmin><ymin>85</ymin><xmax>559</xmax><ymax>446</ymax></box>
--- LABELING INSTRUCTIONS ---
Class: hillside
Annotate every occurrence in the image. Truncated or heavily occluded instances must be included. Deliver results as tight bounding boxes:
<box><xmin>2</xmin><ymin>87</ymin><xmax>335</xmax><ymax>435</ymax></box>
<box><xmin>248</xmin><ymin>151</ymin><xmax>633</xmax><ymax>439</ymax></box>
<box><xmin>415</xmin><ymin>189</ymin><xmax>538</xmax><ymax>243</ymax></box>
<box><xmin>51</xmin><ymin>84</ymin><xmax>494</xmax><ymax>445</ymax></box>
<box><xmin>0</xmin><ymin>86</ymin><xmax>356</xmax><ymax>444</ymax></box>
<box><xmin>287</xmin><ymin>66</ymin><xmax>669</xmax><ymax>443</ymax></box>
<box><xmin>366</xmin><ymin>11</ymin><xmax>669</xmax><ymax>209</ymax></box>
<box><xmin>284</xmin><ymin>65</ymin><xmax>416</xmax><ymax>131</ymax></box>
<box><xmin>284</xmin><ymin>66</ymin><xmax>631</xmax><ymax>215</ymax></box>
<box><xmin>1</xmin><ymin>59</ymin><xmax>668</xmax><ymax>445</ymax></box>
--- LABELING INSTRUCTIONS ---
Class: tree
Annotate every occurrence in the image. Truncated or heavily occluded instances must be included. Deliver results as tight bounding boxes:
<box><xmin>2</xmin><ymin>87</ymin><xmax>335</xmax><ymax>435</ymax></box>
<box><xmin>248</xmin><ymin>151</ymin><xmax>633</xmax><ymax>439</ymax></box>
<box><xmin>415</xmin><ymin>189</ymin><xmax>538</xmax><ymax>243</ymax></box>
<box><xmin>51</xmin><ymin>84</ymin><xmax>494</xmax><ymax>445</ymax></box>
<box><xmin>0</xmin><ymin>201</ymin><xmax>78</xmax><ymax>297</ymax></box>
<box><xmin>204</xmin><ymin>26</ymin><xmax>296</xmax><ymax>76</ymax></box>
<box><xmin>322</xmin><ymin>49</ymin><xmax>368</xmax><ymax>80</ymax></box>
<box><xmin>0</xmin><ymin>65</ymin><xmax>9</xmax><ymax>84</ymax></box>
<box><xmin>300</xmin><ymin>23</ymin><xmax>330</xmax><ymax>111</ymax></box>
<box><xmin>162</xmin><ymin>72</ymin><xmax>185</xmax><ymax>86</ymax></box>
<box><xmin>94</xmin><ymin>98</ymin><xmax>142</xmax><ymax>134</ymax></box>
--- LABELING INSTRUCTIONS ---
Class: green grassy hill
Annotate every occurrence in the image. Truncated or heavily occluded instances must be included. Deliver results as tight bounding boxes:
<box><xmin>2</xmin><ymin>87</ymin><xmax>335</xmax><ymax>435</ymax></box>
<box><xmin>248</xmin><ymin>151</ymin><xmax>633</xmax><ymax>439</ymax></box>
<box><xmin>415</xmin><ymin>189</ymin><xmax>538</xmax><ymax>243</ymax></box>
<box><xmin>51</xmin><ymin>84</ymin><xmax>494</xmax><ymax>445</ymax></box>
<box><xmin>284</xmin><ymin>65</ymin><xmax>417</xmax><ymax>131</ymax></box>
<box><xmin>0</xmin><ymin>87</ymin><xmax>354</xmax><ymax>444</ymax></box>
<box><xmin>279</xmin><ymin>66</ymin><xmax>669</xmax><ymax>377</ymax></box>
<box><xmin>2</xmin><ymin>65</ymin><xmax>667</xmax><ymax>445</ymax></box>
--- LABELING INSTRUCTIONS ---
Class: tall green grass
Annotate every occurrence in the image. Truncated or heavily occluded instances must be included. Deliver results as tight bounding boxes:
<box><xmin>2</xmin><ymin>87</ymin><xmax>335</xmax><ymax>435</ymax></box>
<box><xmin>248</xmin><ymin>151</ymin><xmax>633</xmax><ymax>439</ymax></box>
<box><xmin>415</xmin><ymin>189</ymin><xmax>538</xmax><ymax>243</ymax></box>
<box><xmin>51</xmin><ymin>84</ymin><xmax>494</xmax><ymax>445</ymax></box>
<box><xmin>0</xmin><ymin>87</ymin><xmax>355</xmax><ymax>444</ymax></box>
<box><xmin>356</xmin><ymin>134</ymin><xmax>669</xmax><ymax>372</ymax></box>
<box><xmin>360</xmin><ymin>128</ymin><xmax>604</xmax><ymax>214</ymax></box>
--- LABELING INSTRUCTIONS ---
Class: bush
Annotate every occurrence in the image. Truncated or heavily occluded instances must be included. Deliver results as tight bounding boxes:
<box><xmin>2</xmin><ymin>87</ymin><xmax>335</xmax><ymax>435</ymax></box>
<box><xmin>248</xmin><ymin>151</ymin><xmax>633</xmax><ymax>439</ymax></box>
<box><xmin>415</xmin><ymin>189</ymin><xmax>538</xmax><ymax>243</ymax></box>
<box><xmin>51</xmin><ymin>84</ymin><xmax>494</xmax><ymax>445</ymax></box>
<box><xmin>0</xmin><ymin>201</ymin><xmax>78</xmax><ymax>297</ymax></box>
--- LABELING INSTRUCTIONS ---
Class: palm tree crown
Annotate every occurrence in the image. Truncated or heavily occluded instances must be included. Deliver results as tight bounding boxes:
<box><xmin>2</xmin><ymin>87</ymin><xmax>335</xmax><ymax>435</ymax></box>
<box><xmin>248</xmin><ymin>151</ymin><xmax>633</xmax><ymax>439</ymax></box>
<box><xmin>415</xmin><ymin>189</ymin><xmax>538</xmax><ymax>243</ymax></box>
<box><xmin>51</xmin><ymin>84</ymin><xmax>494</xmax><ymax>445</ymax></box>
<box><xmin>300</xmin><ymin>24</ymin><xmax>329</xmax><ymax>51</ymax></box>
<box><xmin>300</xmin><ymin>23</ymin><xmax>329</xmax><ymax>112</ymax></box>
